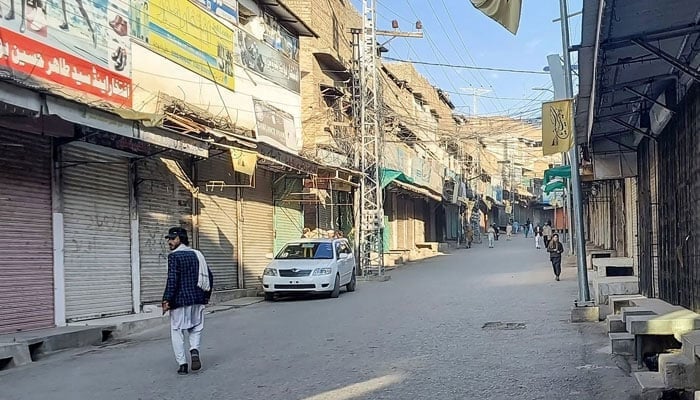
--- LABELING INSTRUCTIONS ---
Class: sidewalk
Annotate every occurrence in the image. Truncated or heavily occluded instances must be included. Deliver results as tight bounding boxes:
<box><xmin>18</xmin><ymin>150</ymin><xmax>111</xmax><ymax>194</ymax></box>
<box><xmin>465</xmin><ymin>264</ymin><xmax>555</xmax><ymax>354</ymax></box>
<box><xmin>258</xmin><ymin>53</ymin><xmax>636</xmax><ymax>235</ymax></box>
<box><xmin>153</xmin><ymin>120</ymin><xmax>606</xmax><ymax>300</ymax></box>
<box><xmin>0</xmin><ymin>297</ymin><xmax>263</xmax><ymax>371</ymax></box>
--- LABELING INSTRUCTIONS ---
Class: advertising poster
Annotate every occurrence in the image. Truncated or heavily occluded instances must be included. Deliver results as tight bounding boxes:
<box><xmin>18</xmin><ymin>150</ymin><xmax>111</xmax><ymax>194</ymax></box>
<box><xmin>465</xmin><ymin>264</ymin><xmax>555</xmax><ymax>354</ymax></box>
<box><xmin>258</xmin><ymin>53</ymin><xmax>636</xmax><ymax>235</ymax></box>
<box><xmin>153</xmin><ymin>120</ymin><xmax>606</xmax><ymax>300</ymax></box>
<box><xmin>253</xmin><ymin>98</ymin><xmax>296</xmax><ymax>151</ymax></box>
<box><xmin>236</xmin><ymin>28</ymin><xmax>299</xmax><ymax>93</ymax></box>
<box><xmin>191</xmin><ymin>0</ymin><xmax>237</xmax><ymax>26</ymax></box>
<box><xmin>144</xmin><ymin>0</ymin><xmax>235</xmax><ymax>90</ymax></box>
<box><xmin>0</xmin><ymin>0</ymin><xmax>132</xmax><ymax>106</ymax></box>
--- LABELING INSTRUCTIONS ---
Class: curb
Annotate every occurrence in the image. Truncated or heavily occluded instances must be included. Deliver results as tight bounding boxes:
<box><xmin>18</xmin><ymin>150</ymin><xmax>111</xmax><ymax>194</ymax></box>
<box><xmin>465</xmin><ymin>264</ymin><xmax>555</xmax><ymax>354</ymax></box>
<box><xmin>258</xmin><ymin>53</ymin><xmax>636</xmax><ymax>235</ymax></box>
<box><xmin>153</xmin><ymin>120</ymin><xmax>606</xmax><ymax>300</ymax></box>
<box><xmin>0</xmin><ymin>297</ymin><xmax>263</xmax><ymax>372</ymax></box>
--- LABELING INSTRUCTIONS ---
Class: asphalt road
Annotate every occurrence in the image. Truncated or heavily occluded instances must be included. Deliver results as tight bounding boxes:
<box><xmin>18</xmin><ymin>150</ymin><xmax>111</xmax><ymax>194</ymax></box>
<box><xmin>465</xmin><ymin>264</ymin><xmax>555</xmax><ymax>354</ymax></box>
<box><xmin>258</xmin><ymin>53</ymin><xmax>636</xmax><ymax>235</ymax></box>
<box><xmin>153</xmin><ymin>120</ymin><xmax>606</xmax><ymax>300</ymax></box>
<box><xmin>0</xmin><ymin>236</ymin><xmax>639</xmax><ymax>400</ymax></box>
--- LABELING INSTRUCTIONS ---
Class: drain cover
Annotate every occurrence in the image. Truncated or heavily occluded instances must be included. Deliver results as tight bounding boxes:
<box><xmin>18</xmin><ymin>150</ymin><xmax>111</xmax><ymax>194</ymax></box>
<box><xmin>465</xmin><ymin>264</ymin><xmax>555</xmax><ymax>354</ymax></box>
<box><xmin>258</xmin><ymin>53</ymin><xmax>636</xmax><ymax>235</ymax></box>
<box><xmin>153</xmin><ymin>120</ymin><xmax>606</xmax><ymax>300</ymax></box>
<box><xmin>482</xmin><ymin>322</ymin><xmax>527</xmax><ymax>330</ymax></box>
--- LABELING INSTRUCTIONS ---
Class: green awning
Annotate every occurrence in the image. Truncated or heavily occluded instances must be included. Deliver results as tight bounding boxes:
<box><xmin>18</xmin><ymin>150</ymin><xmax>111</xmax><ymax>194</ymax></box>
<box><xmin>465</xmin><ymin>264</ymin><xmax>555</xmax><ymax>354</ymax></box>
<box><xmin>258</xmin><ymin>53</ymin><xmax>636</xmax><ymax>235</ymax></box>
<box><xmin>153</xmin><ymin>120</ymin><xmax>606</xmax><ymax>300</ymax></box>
<box><xmin>544</xmin><ymin>165</ymin><xmax>571</xmax><ymax>182</ymax></box>
<box><xmin>544</xmin><ymin>180</ymin><xmax>566</xmax><ymax>194</ymax></box>
<box><xmin>380</xmin><ymin>168</ymin><xmax>414</xmax><ymax>189</ymax></box>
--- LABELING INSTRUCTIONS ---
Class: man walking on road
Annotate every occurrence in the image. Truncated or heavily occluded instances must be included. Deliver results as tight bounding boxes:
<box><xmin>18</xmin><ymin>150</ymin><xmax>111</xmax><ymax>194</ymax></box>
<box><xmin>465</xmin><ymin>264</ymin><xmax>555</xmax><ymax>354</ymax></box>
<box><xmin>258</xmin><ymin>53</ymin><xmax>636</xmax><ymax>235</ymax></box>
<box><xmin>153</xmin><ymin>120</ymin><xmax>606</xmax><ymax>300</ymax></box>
<box><xmin>487</xmin><ymin>225</ymin><xmax>496</xmax><ymax>248</ymax></box>
<box><xmin>534</xmin><ymin>224</ymin><xmax>543</xmax><ymax>249</ymax></box>
<box><xmin>543</xmin><ymin>221</ymin><xmax>553</xmax><ymax>248</ymax></box>
<box><xmin>547</xmin><ymin>233</ymin><xmax>565</xmax><ymax>281</ymax></box>
<box><xmin>163</xmin><ymin>227</ymin><xmax>214</xmax><ymax>375</ymax></box>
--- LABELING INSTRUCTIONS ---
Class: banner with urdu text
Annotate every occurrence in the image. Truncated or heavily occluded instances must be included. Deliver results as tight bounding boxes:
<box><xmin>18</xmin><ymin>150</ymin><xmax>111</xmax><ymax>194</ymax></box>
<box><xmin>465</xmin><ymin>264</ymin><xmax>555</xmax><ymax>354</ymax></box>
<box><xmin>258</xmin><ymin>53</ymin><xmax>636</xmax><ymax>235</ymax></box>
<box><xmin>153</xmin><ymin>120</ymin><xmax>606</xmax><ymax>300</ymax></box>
<box><xmin>542</xmin><ymin>99</ymin><xmax>575</xmax><ymax>156</ymax></box>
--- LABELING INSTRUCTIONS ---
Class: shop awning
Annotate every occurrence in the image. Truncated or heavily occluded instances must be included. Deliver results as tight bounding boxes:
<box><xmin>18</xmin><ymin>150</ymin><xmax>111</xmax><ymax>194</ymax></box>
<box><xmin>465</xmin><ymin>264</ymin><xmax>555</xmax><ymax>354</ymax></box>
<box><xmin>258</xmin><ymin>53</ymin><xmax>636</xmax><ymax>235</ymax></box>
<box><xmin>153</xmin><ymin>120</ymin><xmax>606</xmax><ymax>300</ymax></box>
<box><xmin>390</xmin><ymin>180</ymin><xmax>442</xmax><ymax>202</ymax></box>
<box><xmin>544</xmin><ymin>165</ymin><xmax>571</xmax><ymax>182</ymax></box>
<box><xmin>544</xmin><ymin>180</ymin><xmax>566</xmax><ymax>194</ymax></box>
<box><xmin>380</xmin><ymin>168</ymin><xmax>414</xmax><ymax>189</ymax></box>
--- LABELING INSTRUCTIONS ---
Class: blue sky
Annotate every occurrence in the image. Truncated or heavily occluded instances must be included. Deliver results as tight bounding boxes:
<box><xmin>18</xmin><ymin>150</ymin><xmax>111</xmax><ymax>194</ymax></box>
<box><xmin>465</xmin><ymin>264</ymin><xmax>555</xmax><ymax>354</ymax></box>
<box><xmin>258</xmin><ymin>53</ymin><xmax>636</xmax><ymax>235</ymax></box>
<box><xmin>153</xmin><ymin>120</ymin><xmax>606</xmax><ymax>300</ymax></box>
<box><xmin>350</xmin><ymin>0</ymin><xmax>583</xmax><ymax>118</ymax></box>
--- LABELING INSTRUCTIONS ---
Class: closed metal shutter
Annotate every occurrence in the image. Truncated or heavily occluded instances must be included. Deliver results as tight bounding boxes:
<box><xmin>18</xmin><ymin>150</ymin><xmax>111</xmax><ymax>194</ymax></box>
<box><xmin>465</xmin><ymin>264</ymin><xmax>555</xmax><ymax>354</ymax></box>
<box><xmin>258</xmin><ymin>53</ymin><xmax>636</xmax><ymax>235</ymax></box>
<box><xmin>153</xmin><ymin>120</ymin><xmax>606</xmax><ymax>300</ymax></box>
<box><xmin>273</xmin><ymin>178</ymin><xmax>303</xmax><ymax>252</ymax></box>
<box><xmin>0</xmin><ymin>131</ymin><xmax>54</xmax><ymax>333</ymax></box>
<box><xmin>414</xmin><ymin>199</ymin><xmax>426</xmax><ymax>245</ymax></box>
<box><xmin>136</xmin><ymin>157</ymin><xmax>193</xmax><ymax>304</ymax></box>
<box><xmin>317</xmin><ymin>201</ymin><xmax>334</xmax><ymax>231</ymax></box>
<box><xmin>242</xmin><ymin>169</ymin><xmax>274</xmax><ymax>288</ymax></box>
<box><xmin>197</xmin><ymin>155</ymin><xmax>239</xmax><ymax>290</ymax></box>
<box><xmin>62</xmin><ymin>144</ymin><xmax>132</xmax><ymax>321</ymax></box>
<box><xmin>396</xmin><ymin>196</ymin><xmax>407</xmax><ymax>249</ymax></box>
<box><xmin>407</xmin><ymin>198</ymin><xmax>415</xmax><ymax>249</ymax></box>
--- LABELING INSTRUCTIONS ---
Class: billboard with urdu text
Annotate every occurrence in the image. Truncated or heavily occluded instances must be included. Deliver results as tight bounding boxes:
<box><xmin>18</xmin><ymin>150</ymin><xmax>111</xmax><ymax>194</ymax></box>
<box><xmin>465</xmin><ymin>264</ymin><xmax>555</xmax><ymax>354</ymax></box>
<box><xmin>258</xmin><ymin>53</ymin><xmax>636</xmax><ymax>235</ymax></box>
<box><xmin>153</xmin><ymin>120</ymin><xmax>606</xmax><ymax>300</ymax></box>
<box><xmin>0</xmin><ymin>0</ymin><xmax>132</xmax><ymax>107</ymax></box>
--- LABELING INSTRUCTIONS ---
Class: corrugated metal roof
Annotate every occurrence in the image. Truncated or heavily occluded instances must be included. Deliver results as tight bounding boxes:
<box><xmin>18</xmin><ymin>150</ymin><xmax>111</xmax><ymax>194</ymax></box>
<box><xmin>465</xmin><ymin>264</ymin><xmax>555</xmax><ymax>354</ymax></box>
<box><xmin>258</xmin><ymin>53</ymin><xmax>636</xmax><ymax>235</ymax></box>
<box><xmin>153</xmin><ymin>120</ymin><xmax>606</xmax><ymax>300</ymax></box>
<box><xmin>576</xmin><ymin>0</ymin><xmax>700</xmax><ymax>150</ymax></box>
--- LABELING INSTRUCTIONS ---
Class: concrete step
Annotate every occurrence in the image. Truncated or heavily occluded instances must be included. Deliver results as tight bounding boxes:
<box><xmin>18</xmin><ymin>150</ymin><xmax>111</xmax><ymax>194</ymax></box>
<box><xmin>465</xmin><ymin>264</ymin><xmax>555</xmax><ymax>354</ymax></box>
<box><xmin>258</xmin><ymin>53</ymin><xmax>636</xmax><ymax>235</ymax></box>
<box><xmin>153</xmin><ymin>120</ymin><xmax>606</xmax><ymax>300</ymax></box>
<box><xmin>626</xmin><ymin>312</ymin><xmax>700</xmax><ymax>337</ymax></box>
<box><xmin>634</xmin><ymin>371</ymin><xmax>666</xmax><ymax>400</ymax></box>
<box><xmin>606</xmin><ymin>314</ymin><xmax>626</xmax><ymax>334</ymax></box>
<box><xmin>592</xmin><ymin>276</ymin><xmax>639</xmax><ymax>306</ymax></box>
<box><xmin>610</xmin><ymin>332</ymin><xmax>635</xmax><ymax>355</ymax></box>
<box><xmin>0</xmin><ymin>343</ymin><xmax>32</xmax><ymax>371</ymax></box>
<box><xmin>658</xmin><ymin>352</ymin><xmax>698</xmax><ymax>390</ymax></box>
<box><xmin>621</xmin><ymin>307</ymin><xmax>656</xmax><ymax>323</ymax></box>
<box><xmin>682</xmin><ymin>331</ymin><xmax>700</xmax><ymax>360</ymax></box>
<box><xmin>609</xmin><ymin>294</ymin><xmax>646</xmax><ymax>314</ymax></box>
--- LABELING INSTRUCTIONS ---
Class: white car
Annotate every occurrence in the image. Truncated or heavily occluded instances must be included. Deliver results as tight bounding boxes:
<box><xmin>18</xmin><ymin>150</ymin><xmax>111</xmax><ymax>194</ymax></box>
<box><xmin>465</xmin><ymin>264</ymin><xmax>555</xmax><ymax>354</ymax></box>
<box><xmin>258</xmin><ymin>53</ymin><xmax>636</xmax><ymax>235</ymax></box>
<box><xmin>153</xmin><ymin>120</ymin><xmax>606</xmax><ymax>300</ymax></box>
<box><xmin>262</xmin><ymin>238</ymin><xmax>357</xmax><ymax>300</ymax></box>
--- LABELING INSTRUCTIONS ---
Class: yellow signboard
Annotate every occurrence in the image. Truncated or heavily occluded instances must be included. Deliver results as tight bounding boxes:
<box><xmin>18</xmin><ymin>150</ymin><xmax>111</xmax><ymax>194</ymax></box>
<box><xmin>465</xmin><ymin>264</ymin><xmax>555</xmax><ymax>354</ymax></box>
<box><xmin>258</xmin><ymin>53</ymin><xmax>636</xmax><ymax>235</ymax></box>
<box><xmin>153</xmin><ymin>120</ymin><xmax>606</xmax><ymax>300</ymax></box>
<box><xmin>147</xmin><ymin>0</ymin><xmax>235</xmax><ymax>90</ymax></box>
<box><xmin>542</xmin><ymin>99</ymin><xmax>574</xmax><ymax>156</ymax></box>
<box><xmin>230</xmin><ymin>148</ymin><xmax>257</xmax><ymax>176</ymax></box>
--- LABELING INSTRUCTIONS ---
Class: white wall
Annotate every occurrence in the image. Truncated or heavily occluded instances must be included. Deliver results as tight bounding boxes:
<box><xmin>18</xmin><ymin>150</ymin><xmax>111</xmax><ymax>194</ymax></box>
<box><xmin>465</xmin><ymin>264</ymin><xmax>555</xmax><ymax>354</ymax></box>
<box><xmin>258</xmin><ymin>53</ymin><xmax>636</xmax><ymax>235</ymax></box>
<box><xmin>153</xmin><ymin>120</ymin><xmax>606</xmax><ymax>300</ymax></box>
<box><xmin>131</xmin><ymin>43</ymin><xmax>302</xmax><ymax>153</ymax></box>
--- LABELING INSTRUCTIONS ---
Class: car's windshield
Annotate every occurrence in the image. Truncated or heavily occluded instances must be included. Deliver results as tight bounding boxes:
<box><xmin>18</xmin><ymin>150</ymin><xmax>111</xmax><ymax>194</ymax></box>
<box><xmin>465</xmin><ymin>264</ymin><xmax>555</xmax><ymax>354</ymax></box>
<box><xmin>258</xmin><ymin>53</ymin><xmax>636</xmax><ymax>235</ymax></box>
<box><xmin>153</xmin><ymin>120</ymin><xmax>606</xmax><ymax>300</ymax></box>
<box><xmin>276</xmin><ymin>242</ymin><xmax>334</xmax><ymax>259</ymax></box>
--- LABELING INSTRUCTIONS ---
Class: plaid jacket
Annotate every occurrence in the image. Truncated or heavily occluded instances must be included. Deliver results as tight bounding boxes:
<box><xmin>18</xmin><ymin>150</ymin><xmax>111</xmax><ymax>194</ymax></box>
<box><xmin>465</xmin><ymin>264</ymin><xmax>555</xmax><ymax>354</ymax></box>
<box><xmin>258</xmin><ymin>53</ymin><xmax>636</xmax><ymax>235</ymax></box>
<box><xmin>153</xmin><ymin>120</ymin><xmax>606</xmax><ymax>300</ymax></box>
<box><xmin>163</xmin><ymin>250</ymin><xmax>214</xmax><ymax>309</ymax></box>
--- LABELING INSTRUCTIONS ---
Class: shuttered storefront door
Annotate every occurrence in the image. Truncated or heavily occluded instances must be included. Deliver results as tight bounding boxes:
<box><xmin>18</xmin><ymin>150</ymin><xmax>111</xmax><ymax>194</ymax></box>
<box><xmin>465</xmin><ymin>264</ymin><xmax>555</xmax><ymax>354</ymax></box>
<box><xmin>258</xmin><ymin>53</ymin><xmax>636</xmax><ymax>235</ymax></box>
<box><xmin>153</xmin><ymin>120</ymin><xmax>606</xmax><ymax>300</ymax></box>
<box><xmin>242</xmin><ymin>169</ymin><xmax>274</xmax><ymax>288</ymax></box>
<box><xmin>414</xmin><ymin>199</ymin><xmax>426</xmax><ymax>245</ymax></box>
<box><xmin>407</xmin><ymin>198</ymin><xmax>415</xmax><ymax>249</ymax></box>
<box><xmin>62</xmin><ymin>144</ymin><xmax>132</xmax><ymax>321</ymax></box>
<box><xmin>197</xmin><ymin>155</ymin><xmax>239</xmax><ymax>290</ymax></box>
<box><xmin>137</xmin><ymin>157</ymin><xmax>193</xmax><ymax>304</ymax></box>
<box><xmin>0</xmin><ymin>131</ymin><xmax>54</xmax><ymax>333</ymax></box>
<box><xmin>273</xmin><ymin>178</ymin><xmax>303</xmax><ymax>252</ymax></box>
<box><xmin>396</xmin><ymin>196</ymin><xmax>407</xmax><ymax>250</ymax></box>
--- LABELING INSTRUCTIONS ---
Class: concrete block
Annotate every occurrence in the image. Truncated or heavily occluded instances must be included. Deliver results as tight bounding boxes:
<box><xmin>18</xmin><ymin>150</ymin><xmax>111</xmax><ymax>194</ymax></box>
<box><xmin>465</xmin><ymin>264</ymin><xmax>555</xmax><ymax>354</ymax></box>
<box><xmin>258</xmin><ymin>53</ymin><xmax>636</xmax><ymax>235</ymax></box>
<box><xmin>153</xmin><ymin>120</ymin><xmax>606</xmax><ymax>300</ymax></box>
<box><xmin>659</xmin><ymin>353</ymin><xmax>697</xmax><ymax>390</ymax></box>
<box><xmin>609</xmin><ymin>294</ymin><xmax>645</xmax><ymax>314</ymax></box>
<box><xmin>610</xmin><ymin>332</ymin><xmax>635</xmax><ymax>355</ymax></box>
<box><xmin>210</xmin><ymin>289</ymin><xmax>253</xmax><ymax>304</ymax></box>
<box><xmin>437</xmin><ymin>243</ymin><xmax>449</xmax><ymax>253</ymax></box>
<box><xmin>627</xmin><ymin>312</ymin><xmax>700</xmax><ymax>336</ymax></box>
<box><xmin>622</xmin><ymin>307</ymin><xmax>656</xmax><ymax>323</ymax></box>
<box><xmin>571</xmin><ymin>305</ymin><xmax>600</xmax><ymax>323</ymax></box>
<box><xmin>695</xmin><ymin>390</ymin><xmax>700</xmax><ymax>400</ymax></box>
<box><xmin>635</xmin><ymin>372</ymin><xmax>666</xmax><ymax>400</ymax></box>
<box><xmin>0</xmin><ymin>343</ymin><xmax>31</xmax><ymax>370</ymax></box>
<box><xmin>606</xmin><ymin>315</ymin><xmax>626</xmax><ymax>333</ymax></box>
<box><xmin>594</xmin><ymin>277</ymin><xmax>639</xmax><ymax>305</ymax></box>
<box><xmin>681</xmin><ymin>331</ymin><xmax>700</xmax><ymax>360</ymax></box>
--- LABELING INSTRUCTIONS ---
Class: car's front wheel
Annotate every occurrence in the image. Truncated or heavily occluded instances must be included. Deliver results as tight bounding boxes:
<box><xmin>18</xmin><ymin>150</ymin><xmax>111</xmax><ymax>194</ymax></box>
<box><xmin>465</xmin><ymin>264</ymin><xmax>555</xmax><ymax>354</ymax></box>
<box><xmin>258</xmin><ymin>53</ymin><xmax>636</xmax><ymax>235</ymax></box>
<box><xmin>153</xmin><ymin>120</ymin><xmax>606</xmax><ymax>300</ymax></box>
<box><xmin>264</xmin><ymin>292</ymin><xmax>275</xmax><ymax>301</ymax></box>
<box><xmin>329</xmin><ymin>274</ymin><xmax>340</xmax><ymax>298</ymax></box>
<box><xmin>346</xmin><ymin>269</ymin><xmax>356</xmax><ymax>292</ymax></box>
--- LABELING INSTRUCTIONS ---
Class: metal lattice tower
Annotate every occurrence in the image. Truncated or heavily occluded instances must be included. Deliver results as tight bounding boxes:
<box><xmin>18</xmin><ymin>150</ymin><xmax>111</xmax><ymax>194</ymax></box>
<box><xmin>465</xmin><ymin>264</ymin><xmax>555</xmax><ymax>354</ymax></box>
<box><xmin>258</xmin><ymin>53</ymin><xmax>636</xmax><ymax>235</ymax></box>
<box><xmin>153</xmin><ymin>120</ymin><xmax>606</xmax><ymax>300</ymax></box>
<box><xmin>351</xmin><ymin>0</ymin><xmax>384</xmax><ymax>276</ymax></box>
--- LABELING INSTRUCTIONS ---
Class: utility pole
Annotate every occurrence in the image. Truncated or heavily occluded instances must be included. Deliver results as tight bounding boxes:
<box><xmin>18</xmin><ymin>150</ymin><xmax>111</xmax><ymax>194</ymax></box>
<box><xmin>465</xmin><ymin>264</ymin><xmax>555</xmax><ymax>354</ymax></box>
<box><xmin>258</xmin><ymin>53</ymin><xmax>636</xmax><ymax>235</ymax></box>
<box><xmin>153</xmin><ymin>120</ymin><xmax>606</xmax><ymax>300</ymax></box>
<box><xmin>558</xmin><ymin>0</ymin><xmax>591</xmax><ymax>304</ymax></box>
<box><xmin>351</xmin><ymin>0</ymin><xmax>422</xmax><ymax>277</ymax></box>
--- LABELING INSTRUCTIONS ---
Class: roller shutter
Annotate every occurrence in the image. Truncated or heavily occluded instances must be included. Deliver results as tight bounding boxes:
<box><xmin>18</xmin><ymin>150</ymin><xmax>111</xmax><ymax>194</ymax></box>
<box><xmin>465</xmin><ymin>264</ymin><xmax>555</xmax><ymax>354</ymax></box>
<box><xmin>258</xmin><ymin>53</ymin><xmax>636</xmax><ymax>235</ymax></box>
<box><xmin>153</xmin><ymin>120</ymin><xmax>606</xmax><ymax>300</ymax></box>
<box><xmin>242</xmin><ymin>169</ymin><xmax>274</xmax><ymax>288</ymax></box>
<box><xmin>136</xmin><ymin>157</ymin><xmax>193</xmax><ymax>304</ymax></box>
<box><xmin>0</xmin><ymin>131</ymin><xmax>54</xmax><ymax>333</ymax></box>
<box><xmin>273</xmin><ymin>177</ymin><xmax>304</xmax><ymax>252</ymax></box>
<box><xmin>414</xmin><ymin>199</ymin><xmax>426</xmax><ymax>245</ymax></box>
<box><xmin>197</xmin><ymin>155</ymin><xmax>239</xmax><ymax>290</ymax></box>
<box><xmin>62</xmin><ymin>144</ymin><xmax>132</xmax><ymax>321</ymax></box>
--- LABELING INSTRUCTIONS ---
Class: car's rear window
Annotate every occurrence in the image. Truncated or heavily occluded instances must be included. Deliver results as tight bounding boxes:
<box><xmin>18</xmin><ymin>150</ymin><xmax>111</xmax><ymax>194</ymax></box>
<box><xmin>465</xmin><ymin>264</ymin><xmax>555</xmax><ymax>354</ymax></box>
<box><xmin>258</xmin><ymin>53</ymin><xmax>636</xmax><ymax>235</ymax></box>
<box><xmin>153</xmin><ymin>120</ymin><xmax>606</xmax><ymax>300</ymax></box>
<box><xmin>276</xmin><ymin>242</ymin><xmax>334</xmax><ymax>260</ymax></box>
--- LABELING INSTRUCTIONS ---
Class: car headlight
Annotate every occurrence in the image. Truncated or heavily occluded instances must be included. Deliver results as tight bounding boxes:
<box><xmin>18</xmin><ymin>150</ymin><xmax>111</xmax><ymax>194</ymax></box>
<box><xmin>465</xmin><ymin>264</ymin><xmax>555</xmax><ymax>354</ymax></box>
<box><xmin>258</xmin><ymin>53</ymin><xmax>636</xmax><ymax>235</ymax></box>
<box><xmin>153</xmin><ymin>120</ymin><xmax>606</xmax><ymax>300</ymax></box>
<box><xmin>312</xmin><ymin>267</ymin><xmax>332</xmax><ymax>276</ymax></box>
<box><xmin>263</xmin><ymin>268</ymin><xmax>278</xmax><ymax>276</ymax></box>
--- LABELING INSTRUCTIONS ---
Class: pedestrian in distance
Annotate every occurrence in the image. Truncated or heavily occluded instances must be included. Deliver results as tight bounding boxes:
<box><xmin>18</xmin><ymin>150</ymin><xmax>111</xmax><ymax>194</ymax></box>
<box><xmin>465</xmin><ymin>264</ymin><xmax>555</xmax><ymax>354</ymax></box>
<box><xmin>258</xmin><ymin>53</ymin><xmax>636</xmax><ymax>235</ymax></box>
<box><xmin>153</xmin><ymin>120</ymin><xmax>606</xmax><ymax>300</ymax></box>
<box><xmin>162</xmin><ymin>227</ymin><xmax>214</xmax><ymax>375</ymax></box>
<box><xmin>487</xmin><ymin>225</ymin><xmax>496</xmax><ymax>248</ymax></box>
<box><xmin>547</xmin><ymin>233</ymin><xmax>565</xmax><ymax>281</ymax></box>
<box><xmin>534</xmin><ymin>224</ymin><xmax>543</xmax><ymax>249</ymax></box>
<box><xmin>524</xmin><ymin>219</ymin><xmax>531</xmax><ymax>238</ymax></box>
<box><xmin>513</xmin><ymin>220</ymin><xmax>520</xmax><ymax>234</ymax></box>
<box><xmin>506</xmin><ymin>220</ymin><xmax>513</xmax><ymax>240</ymax></box>
<box><xmin>543</xmin><ymin>221</ymin><xmax>553</xmax><ymax>248</ymax></box>
<box><xmin>466</xmin><ymin>225</ymin><xmax>474</xmax><ymax>248</ymax></box>
<box><xmin>493</xmin><ymin>223</ymin><xmax>500</xmax><ymax>241</ymax></box>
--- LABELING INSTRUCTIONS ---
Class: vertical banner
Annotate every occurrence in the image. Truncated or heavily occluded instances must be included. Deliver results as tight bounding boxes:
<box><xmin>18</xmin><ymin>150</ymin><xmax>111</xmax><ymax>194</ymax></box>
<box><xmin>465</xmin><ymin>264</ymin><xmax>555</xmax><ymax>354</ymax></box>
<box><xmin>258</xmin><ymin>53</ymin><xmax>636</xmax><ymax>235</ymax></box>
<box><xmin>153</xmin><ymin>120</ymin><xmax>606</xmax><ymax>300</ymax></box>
<box><xmin>144</xmin><ymin>0</ymin><xmax>235</xmax><ymax>90</ymax></box>
<box><xmin>0</xmin><ymin>0</ymin><xmax>132</xmax><ymax>106</ymax></box>
<box><xmin>542</xmin><ymin>99</ymin><xmax>575</xmax><ymax>156</ymax></box>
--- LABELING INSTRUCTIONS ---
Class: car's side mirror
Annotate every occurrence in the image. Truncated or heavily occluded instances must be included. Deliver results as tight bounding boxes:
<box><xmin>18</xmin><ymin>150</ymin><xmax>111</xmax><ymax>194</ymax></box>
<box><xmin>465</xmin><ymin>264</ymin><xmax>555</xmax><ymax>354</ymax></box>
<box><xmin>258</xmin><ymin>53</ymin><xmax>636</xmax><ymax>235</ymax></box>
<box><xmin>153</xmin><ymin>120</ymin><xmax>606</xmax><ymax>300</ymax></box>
<box><xmin>265</xmin><ymin>253</ymin><xmax>274</xmax><ymax>259</ymax></box>
<box><xmin>338</xmin><ymin>253</ymin><xmax>349</xmax><ymax>259</ymax></box>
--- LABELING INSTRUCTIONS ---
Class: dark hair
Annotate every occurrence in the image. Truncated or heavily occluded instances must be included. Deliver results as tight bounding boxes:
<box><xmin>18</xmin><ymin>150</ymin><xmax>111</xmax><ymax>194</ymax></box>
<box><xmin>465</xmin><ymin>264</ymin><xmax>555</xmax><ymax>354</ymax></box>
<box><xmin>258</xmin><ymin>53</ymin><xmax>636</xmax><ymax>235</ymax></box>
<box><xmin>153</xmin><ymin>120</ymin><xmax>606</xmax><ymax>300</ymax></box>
<box><xmin>179</xmin><ymin>234</ymin><xmax>189</xmax><ymax>246</ymax></box>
